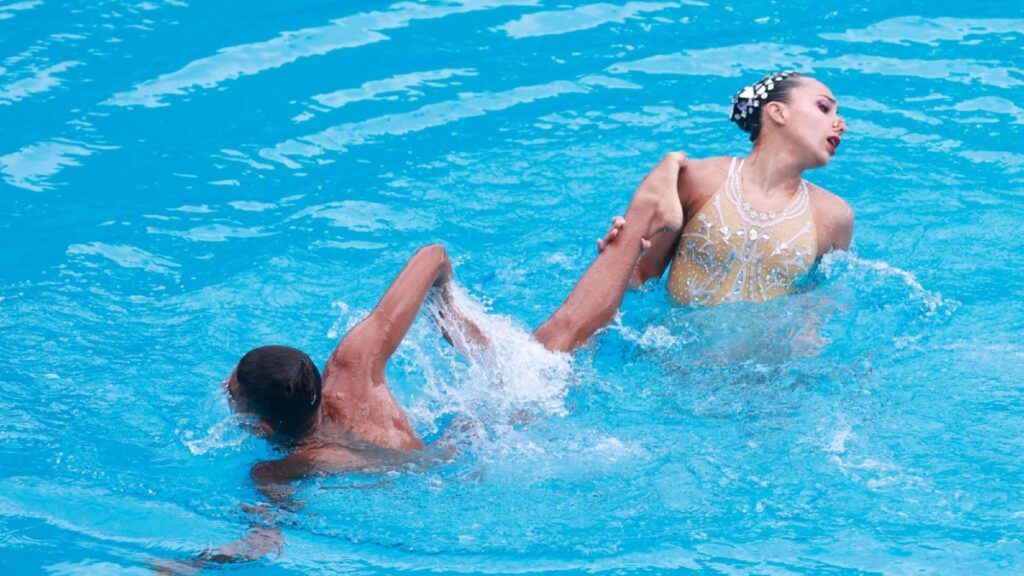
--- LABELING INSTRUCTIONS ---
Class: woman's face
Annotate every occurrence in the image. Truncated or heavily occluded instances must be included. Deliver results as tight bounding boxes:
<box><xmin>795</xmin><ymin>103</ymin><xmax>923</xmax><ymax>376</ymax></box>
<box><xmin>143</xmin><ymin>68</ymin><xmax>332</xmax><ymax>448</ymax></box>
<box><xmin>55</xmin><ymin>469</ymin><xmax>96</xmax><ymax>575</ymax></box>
<box><xmin>772</xmin><ymin>77</ymin><xmax>845</xmax><ymax>167</ymax></box>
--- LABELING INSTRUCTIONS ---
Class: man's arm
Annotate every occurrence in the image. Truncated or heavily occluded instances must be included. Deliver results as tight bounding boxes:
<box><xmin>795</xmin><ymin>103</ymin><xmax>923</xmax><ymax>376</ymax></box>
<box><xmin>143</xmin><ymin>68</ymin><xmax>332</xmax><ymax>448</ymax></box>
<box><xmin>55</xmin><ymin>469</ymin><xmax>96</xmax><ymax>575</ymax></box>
<box><xmin>534</xmin><ymin>152</ymin><xmax>685</xmax><ymax>352</ymax></box>
<box><xmin>328</xmin><ymin>244</ymin><xmax>460</xmax><ymax>376</ymax></box>
<box><xmin>429</xmin><ymin>280</ymin><xmax>489</xmax><ymax>354</ymax></box>
<box><xmin>153</xmin><ymin>449</ymin><xmax>366</xmax><ymax>574</ymax></box>
<box><xmin>630</xmin><ymin>229</ymin><xmax>680</xmax><ymax>286</ymax></box>
<box><xmin>151</xmin><ymin>501</ymin><xmax>284</xmax><ymax>574</ymax></box>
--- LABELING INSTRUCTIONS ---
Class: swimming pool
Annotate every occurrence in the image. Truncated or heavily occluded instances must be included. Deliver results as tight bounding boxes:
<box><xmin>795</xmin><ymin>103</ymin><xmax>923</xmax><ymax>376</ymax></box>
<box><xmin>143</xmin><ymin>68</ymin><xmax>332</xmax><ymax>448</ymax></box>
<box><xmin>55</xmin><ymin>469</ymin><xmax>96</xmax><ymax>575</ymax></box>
<box><xmin>2</xmin><ymin>0</ymin><xmax>1023</xmax><ymax>573</ymax></box>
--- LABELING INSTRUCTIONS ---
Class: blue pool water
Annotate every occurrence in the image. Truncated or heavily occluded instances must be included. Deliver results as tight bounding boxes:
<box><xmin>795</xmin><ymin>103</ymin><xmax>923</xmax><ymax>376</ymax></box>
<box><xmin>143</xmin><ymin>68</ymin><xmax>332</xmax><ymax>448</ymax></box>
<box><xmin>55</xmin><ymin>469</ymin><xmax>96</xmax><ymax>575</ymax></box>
<box><xmin>2</xmin><ymin>1</ymin><xmax>1023</xmax><ymax>573</ymax></box>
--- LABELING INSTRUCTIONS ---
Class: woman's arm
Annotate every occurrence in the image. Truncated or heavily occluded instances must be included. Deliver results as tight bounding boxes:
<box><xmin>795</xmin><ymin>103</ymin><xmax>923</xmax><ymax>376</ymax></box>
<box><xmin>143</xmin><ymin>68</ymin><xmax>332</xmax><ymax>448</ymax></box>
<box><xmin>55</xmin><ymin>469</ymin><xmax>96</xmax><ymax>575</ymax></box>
<box><xmin>631</xmin><ymin>230</ymin><xmax>680</xmax><ymax>286</ymax></box>
<box><xmin>599</xmin><ymin>152</ymin><xmax>713</xmax><ymax>286</ymax></box>
<box><xmin>810</xmin><ymin>186</ymin><xmax>854</xmax><ymax>256</ymax></box>
<box><xmin>831</xmin><ymin>203</ymin><xmax>854</xmax><ymax>252</ymax></box>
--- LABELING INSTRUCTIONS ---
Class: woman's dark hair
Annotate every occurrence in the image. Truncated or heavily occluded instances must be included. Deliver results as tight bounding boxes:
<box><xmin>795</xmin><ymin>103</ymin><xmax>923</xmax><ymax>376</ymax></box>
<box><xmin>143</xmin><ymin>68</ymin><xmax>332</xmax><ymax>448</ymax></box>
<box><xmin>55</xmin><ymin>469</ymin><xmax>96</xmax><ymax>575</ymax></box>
<box><xmin>730</xmin><ymin>71</ymin><xmax>805</xmax><ymax>142</ymax></box>
<box><xmin>235</xmin><ymin>345</ymin><xmax>322</xmax><ymax>438</ymax></box>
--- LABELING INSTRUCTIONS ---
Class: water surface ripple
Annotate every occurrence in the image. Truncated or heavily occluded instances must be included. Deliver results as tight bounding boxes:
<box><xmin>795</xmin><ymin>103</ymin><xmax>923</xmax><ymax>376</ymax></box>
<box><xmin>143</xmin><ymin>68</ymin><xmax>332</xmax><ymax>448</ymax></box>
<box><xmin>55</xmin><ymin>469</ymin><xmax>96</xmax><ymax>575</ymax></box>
<box><xmin>1</xmin><ymin>1</ymin><xmax>1022</xmax><ymax>574</ymax></box>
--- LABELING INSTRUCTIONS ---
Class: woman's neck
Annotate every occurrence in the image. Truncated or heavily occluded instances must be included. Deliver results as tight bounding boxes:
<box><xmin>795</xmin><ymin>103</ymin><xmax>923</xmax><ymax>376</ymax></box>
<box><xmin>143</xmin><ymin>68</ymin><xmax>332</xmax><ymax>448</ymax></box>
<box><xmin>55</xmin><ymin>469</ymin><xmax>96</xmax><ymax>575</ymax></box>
<box><xmin>743</xmin><ymin>144</ymin><xmax>805</xmax><ymax>199</ymax></box>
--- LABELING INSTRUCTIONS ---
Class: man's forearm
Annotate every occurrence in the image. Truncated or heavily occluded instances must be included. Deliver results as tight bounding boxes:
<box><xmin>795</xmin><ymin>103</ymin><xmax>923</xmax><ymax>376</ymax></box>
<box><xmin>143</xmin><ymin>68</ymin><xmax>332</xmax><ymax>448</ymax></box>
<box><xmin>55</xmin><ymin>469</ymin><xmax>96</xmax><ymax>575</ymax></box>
<box><xmin>431</xmin><ymin>281</ymin><xmax>489</xmax><ymax>352</ymax></box>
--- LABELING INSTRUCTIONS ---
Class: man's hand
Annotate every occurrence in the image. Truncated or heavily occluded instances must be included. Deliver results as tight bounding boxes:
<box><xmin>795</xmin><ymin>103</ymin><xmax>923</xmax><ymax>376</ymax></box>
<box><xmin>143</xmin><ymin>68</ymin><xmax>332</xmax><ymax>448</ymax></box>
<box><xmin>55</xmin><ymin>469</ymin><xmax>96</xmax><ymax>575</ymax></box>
<box><xmin>431</xmin><ymin>282</ymin><xmax>489</xmax><ymax>352</ymax></box>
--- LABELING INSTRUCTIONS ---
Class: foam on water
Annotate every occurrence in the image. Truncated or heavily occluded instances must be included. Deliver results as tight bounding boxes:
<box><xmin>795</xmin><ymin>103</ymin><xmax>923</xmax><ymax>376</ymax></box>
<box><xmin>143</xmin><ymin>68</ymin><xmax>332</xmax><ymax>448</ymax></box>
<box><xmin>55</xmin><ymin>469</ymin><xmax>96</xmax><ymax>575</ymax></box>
<box><xmin>182</xmin><ymin>413</ymin><xmax>258</xmax><ymax>456</ymax></box>
<box><xmin>818</xmin><ymin>250</ymin><xmax>958</xmax><ymax>318</ymax></box>
<box><xmin>402</xmin><ymin>283</ymin><xmax>575</xmax><ymax>452</ymax></box>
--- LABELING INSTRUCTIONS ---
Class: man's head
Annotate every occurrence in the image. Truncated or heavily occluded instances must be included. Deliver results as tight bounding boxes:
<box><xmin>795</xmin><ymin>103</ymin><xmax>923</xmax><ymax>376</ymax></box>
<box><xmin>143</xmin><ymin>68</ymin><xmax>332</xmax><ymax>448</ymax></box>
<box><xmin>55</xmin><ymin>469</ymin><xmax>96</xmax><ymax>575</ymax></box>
<box><xmin>228</xmin><ymin>345</ymin><xmax>322</xmax><ymax>440</ymax></box>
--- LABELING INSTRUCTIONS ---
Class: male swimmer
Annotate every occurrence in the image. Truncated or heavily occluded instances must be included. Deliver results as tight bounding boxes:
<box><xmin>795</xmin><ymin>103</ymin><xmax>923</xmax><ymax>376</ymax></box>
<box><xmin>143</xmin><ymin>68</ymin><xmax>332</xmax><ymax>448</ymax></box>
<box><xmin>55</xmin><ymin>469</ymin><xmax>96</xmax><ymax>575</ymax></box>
<box><xmin>157</xmin><ymin>152</ymin><xmax>685</xmax><ymax>573</ymax></box>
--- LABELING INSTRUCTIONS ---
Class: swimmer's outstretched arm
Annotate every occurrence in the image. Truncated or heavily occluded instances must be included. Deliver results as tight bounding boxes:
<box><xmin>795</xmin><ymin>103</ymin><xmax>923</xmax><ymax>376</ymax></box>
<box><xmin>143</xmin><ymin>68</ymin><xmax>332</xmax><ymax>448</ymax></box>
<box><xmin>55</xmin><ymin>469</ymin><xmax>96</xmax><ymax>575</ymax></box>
<box><xmin>598</xmin><ymin>152</ymin><xmax>692</xmax><ymax>286</ymax></box>
<box><xmin>533</xmin><ymin>152</ymin><xmax>685</xmax><ymax>352</ymax></box>
<box><xmin>332</xmin><ymin>245</ymin><xmax>452</xmax><ymax>366</ymax></box>
<box><xmin>151</xmin><ymin>506</ymin><xmax>283</xmax><ymax>574</ymax></box>
<box><xmin>316</xmin><ymin>244</ymin><xmax>491</xmax><ymax>456</ymax></box>
<box><xmin>152</xmin><ymin>523</ymin><xmax>283</xmax><ymax>575</ymax></box>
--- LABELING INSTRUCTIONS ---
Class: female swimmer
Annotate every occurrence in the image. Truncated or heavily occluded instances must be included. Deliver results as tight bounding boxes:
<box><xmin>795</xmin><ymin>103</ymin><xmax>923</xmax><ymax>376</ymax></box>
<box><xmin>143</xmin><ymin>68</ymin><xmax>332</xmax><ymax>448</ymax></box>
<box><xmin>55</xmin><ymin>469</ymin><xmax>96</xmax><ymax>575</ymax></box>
<box><xmin>602</xmin><ymin>72</ymin><xmax>853</xmax><ymax>305</ymax></box>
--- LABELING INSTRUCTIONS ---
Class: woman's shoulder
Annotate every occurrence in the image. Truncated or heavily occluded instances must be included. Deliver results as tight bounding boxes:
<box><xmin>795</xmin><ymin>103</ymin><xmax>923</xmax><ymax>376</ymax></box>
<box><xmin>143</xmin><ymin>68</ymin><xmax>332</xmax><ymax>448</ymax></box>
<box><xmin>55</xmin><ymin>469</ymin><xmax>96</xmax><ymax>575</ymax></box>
<box><xmin>806</xmin><ymin>181</ymin><xmax>854</xmax><ymax>224</ymax></box>
<box><xmin>681</xmin><ymin>155</ymin><xmax>732</xmax><ymax>189</ymax></box>
<box><xmin>805</xmin><ymin>181</ymin><xmax>854</xmax><ymax>251</ymax></box>
<box><xmin>677</xmin><ymin>156</ymin><xmax>731</xmax><ymax>211</ymax></box>
<box><xmin>685</xmin><ymin>155</ymin><xmax>732</xmax><ymax>175</ymax></box>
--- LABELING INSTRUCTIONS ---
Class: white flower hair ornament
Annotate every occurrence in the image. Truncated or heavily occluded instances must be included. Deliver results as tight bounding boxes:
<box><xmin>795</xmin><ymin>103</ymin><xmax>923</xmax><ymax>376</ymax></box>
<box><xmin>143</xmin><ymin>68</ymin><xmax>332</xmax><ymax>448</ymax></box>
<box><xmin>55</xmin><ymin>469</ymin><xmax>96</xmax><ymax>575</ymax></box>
<box><xmin>730</xmin><ymin>71</ymin><xmax>798</xmax><ymax>135</ymax></box>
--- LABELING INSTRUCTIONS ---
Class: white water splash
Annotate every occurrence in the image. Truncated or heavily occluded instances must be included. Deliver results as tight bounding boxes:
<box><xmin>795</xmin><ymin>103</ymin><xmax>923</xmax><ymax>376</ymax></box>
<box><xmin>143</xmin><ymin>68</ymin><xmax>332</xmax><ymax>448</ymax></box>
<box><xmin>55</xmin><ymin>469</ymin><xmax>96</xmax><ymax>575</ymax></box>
<box><xmin>614</xmin><ymin>320</ymin><xmax>679</xmax><ymax>350</ymax></box>
<box><xmin>321</xmin><ymin>281</ymin><xmax>574</xmax><ymax>449</ymax></box>
<box><xmin>422</xmin><ymin>283</ymin><xmax>574</xmax><ymax>425</ymax></box>
<box><xmin>182</xmin><ymin>414</ymin><xmax>254</xmax><ymax>455</ymax></box>
<box><xmin>818</xmin><ymin>251</ymin><xmax>957</xmax><ymax>317</ymax></box>
<box><xmin>824</xmin><ymin>415</ymin><xmax>852</xmax><ymax>455</ymax></box>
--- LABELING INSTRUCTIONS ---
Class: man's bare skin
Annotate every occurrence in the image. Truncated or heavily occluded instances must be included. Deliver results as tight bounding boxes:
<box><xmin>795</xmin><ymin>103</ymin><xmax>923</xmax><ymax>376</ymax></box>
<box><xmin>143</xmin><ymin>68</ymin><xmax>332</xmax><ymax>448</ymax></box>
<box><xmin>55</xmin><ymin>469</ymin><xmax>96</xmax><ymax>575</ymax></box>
<box><xmin>238</xmin><ymin>152</ymin><xmax>684</xmax><ymax>490</ymax></box>
<box><xmin>157</xmin><ymin>153</ymin><xmax>686</xmax><ymax>573</ymax></box>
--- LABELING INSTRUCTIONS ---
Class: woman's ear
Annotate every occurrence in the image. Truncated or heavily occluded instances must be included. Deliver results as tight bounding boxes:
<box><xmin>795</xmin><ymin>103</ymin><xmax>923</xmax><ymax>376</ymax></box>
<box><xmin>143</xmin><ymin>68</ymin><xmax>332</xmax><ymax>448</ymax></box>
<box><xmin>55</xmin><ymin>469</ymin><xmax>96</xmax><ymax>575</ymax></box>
<box><xmin>765</xmin><ymin>101</ymin><xmax>787</xmax><ymax>126</ymax></box>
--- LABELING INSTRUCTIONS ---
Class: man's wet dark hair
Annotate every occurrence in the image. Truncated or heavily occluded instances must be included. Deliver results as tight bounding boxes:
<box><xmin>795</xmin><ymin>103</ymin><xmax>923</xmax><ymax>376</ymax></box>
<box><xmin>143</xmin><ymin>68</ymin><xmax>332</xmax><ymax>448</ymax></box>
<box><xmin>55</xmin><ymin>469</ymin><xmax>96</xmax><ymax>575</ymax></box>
<box><xmin>730</xmin><ymin>71</ymin><xmax>805</xmax><ymax>142</ymax></box>
<box><xmin>235</xmin><ymin>345</ymin><xmax>322</xmax><ymax>438</ymax></box>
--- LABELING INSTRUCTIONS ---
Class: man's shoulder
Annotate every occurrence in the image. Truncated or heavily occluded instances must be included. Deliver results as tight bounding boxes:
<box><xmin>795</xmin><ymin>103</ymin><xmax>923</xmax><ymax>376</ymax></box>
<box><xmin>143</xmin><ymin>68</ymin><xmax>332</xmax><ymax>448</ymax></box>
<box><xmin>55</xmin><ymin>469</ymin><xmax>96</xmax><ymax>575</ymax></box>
<box><xmin>251</xmin><ymin>443</ymin><xmax>368</xmax><ymax>484</ymax></box>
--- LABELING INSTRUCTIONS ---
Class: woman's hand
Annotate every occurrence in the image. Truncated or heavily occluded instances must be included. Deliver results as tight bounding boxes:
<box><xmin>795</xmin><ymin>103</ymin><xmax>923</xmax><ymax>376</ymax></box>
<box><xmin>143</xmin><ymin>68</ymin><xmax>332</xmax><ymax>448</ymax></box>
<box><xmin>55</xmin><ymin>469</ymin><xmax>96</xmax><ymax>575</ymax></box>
<box><xmin>596</xmin><ymin>216</ymin><xmax>625</xmax><ymax>252</ymax></box>
<box><xmin>597</xmin><ymin>217</ymin><xmax>652</xmax><ymax>254</ymax></box>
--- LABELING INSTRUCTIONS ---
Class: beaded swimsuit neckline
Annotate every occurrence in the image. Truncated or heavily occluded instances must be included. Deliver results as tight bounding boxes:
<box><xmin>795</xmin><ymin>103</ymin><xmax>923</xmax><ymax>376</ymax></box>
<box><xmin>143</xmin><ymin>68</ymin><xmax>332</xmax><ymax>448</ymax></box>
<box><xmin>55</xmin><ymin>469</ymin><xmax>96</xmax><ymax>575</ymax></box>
<box><xmin>726</xmin><ymin>157</ymin><xmax>809</xmax><ymax>229</ymax></box>
<box><xmin>665</xmin><ymin>156</ymin><xmax>818</xmax><ymax>306</ymax></box>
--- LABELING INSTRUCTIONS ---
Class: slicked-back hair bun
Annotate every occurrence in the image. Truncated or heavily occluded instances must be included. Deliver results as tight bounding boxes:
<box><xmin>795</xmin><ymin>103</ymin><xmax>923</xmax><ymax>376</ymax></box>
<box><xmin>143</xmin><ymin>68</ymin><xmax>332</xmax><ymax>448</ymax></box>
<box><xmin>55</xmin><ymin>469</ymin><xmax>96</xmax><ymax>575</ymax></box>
<box><xmin>730</xmin><ymin>71</ymin><xmax>803</xmax><ymax>142</ymax></box>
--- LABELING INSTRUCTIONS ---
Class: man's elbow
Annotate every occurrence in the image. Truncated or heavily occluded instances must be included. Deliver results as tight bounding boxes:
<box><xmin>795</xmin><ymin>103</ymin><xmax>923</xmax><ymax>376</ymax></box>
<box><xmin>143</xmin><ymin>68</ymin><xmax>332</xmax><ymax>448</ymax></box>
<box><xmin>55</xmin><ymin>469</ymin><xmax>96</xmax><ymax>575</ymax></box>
<box><xmin>418</xmin><ymin>243</ymin><xmax>448</xmax><ymax>262</ymax></box>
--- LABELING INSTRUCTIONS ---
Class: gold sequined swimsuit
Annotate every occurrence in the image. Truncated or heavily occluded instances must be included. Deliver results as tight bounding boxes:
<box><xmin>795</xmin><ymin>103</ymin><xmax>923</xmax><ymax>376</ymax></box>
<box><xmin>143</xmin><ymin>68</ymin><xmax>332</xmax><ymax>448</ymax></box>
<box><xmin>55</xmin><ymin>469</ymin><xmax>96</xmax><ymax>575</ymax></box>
<box><xmin>667</xmin><ymin>157</ymin><xmax>817</xmax><ymax>306</ymax></box>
